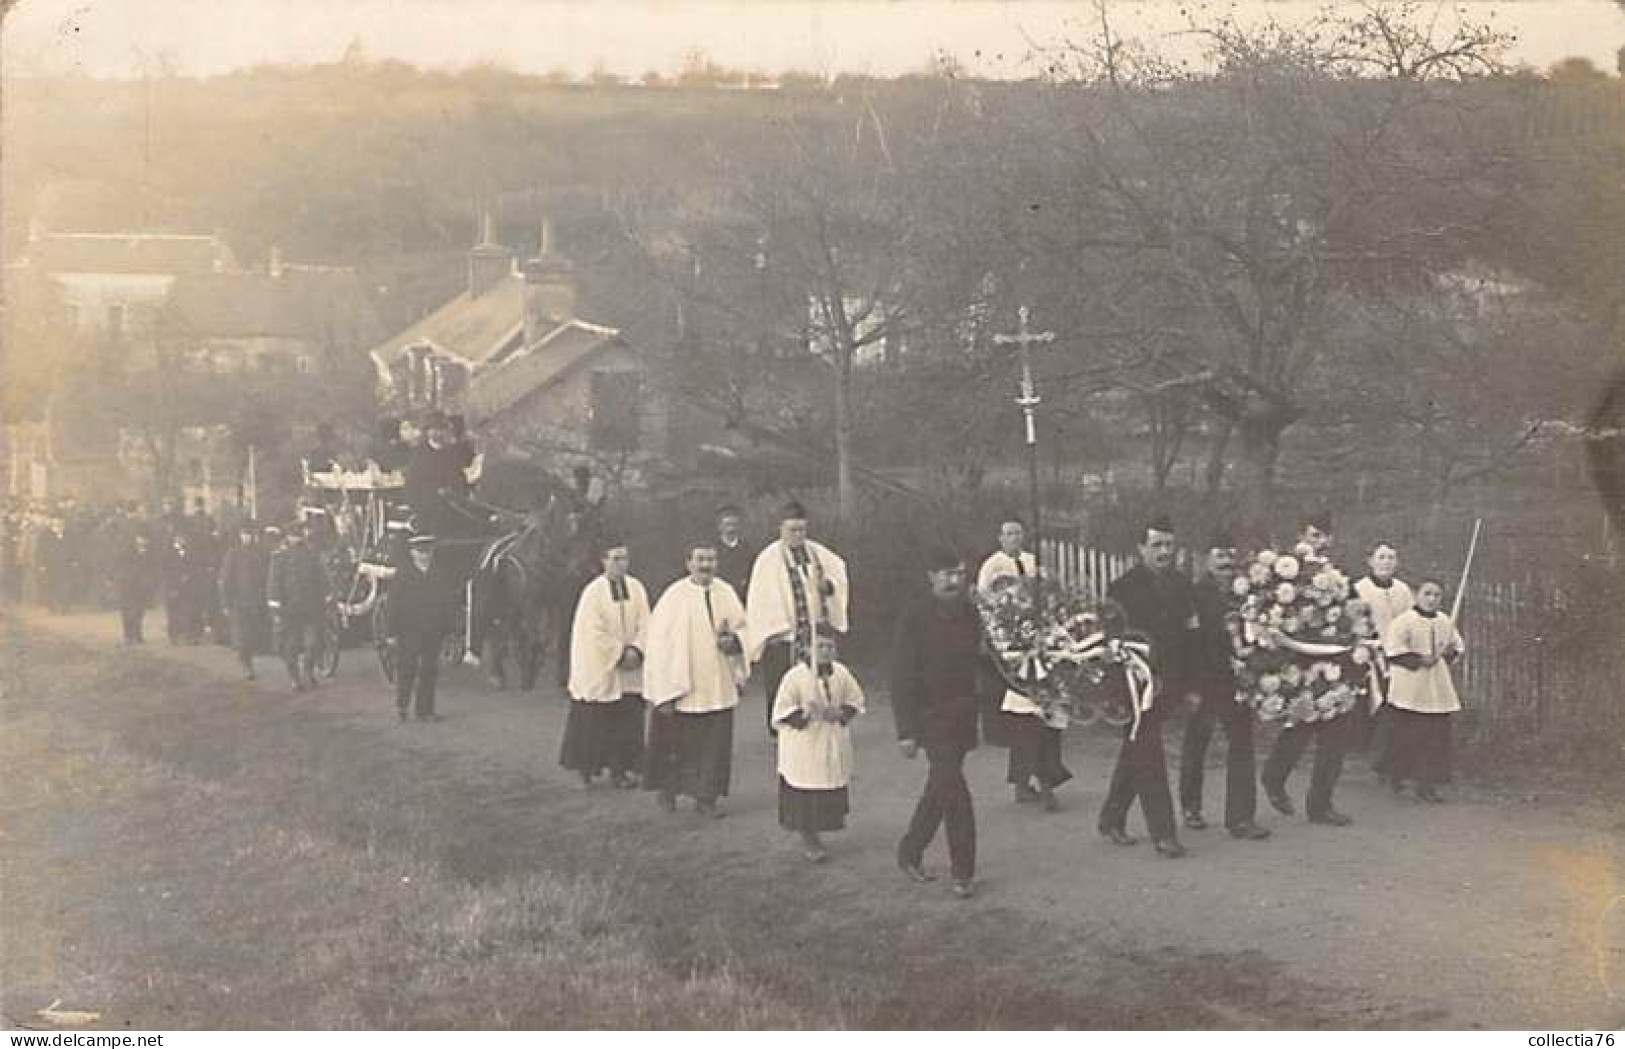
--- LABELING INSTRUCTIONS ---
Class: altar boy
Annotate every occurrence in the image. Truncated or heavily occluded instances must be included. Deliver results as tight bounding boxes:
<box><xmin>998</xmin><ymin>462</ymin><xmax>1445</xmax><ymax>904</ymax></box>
<box><xmin>1378</xmin><ymin>579</ymin><xmax>1465</xmax><ymax>803</ymax></box>
<box><xmin>772</xmin><ymin>634</ymin><xmax>865</xmax><ymax>862</ymax></box>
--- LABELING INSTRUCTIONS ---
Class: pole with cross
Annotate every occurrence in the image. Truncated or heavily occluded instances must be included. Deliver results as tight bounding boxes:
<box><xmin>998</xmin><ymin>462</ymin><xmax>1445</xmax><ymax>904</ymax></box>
<box><xmin>993</xmin><ymin>306</ymin><xmax>1055</xmax><ymax>575</ymax></box>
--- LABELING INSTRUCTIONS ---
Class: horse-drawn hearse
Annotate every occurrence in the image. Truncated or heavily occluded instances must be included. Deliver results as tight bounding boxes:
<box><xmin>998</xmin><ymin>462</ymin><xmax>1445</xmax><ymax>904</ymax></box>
<box><xmin>301</xmin><ymin>453</ymin><xmax>584</xmax><ymax>691</ymax></box>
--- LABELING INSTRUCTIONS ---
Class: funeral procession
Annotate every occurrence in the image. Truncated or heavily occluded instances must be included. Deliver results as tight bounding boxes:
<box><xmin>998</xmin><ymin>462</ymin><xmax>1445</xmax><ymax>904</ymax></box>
<box><xmin>2</xmin><ymin>0</ymin><xmax>1624</xmax><ymax>1035</ymax></box>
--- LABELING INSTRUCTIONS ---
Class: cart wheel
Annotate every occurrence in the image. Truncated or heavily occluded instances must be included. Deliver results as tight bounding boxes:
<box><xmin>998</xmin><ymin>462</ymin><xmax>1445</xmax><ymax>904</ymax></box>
<box><xmin>318</xmin><ymin>606</ymin><xmax>343</xmax><ymax>679</ymax></box>
<box><xmin>442</xmin><ymin>632</ymin><xmax>467</xmax><ymax>668</ymax></box>
<box><xmin>372</xmin><ymin>594</ymin><xmax>396</xmax><ymax>685</ymax></box>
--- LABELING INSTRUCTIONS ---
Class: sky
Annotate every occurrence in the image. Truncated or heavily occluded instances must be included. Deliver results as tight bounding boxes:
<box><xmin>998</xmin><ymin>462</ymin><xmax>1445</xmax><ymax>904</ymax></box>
<box><xmin>2</xmin><ymin>0</ymin><xmax>1622</xmax><ymax>80</ymax></box>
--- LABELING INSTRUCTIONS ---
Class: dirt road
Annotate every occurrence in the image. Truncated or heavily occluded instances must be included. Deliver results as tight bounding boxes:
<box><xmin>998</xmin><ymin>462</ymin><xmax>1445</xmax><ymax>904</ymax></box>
<box><xmin>3</xmin><ymin>609</ymin><xmax>1621</xmax><ymax>1029</ymax></box>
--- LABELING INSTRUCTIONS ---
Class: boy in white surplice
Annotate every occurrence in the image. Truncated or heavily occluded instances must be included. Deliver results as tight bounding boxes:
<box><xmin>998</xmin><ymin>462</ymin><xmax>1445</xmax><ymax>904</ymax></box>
<box><xmin>772</xmin><ymin>635</ymin><xmax>864</xmax><ymax>863</ymax></box>
<box><xmin>1376</xmin><ymin>579</ymin><xmax>1465</xmax><ymax>803</ymax></box>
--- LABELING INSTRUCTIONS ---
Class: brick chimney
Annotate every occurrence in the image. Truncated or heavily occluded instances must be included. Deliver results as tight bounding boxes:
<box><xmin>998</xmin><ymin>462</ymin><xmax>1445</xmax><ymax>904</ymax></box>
<box><xmin>521</xmin><ymin>218</ymin><xmax>576</xmax><ymax>348</ymax></box>
<box><xmin>467</xmin><ymin>211</ymin><xmax>513</xmax><ymax>298</ymax></box>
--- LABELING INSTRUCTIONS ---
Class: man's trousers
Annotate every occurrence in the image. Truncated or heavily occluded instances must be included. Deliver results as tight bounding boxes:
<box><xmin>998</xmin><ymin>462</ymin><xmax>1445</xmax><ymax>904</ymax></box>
<box><xmin>1179</xmin><ymin>692</ymin><xmax>1257</xmax><ymax>828</ymax></box>
<box><xmin>395</xmin><ymin>631</ymin><xmax>444</xmax><ymax>718</ymax></box>
<box><xmin>899</xmin><ymin>743</ymin><xmax>976</xmax><ymax>881</ymax></box>
<box><xmin>1098</xmin><ymin>711</ymin><xmax>1177</xmax><ymax>841</ymax></box>
<box><xmin>1262</xmin><ymin>713</ymin><xmax>1350</xmax><ymax>818</ymax></box>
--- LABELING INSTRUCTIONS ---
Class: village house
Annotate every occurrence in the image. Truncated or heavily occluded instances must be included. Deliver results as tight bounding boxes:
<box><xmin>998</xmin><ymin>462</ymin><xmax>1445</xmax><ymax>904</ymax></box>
<box><xmin>5</xmin><ymin>218</ymin><xmax>384</xmax><ymax>509</ymax></box>
<box><xmin>367</xmin><ymin>219</ymin><xmax>665</xmax><ymax>484</ymax></box>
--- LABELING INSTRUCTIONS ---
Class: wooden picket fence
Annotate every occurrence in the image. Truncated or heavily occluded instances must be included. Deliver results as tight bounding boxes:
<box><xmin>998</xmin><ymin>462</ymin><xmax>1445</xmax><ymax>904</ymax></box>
<box><xmin>1037</xmin><ymin>536</ymin><xmax>1135</xmax><ymax>603</ymax></box>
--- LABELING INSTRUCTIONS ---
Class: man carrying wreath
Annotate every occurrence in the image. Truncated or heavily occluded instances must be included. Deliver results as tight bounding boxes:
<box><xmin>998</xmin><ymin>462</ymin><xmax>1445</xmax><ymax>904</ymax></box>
<box><xmin>1101</xmin><ymin>517</ymin><xmax>1188</xmax><ymax>858</ymax></box>
<box><xmin>1259</xmin><ymin>513</ymin><xmax>1356</xmax><ymax>826</ymax></box>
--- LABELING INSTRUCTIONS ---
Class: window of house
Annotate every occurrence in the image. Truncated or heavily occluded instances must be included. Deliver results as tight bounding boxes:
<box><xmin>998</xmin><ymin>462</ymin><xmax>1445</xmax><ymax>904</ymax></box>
<box><xmin>588</xmin><ymin>370</ymin><xmax>641</xmax><ymax>453</ymax></box>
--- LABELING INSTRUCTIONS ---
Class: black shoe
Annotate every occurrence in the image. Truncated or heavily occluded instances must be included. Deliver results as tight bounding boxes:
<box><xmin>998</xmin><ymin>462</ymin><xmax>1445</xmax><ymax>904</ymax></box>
<box><xmin>1417</xmin><ymin>786</ymin><xmax>1446</xmax><ymax>804</ymax></box>
<box><xmin>1308</xmin><ymin>808</ymin><xmax>1353</xmax><ymax>826</ymax></box>
<box><xmin>1264</xmin><ymin>786</ymin><xmax>1296</xmax><ymax>816</ymax></box>
<box><xmin>950</xmin><ymin>878</ymin><xmax>976</xmax><ymax>899</ymax></box>
<box><xmin>1183</xmin><ymin>810</ymin><xmax>1208</xmax><ymax>830</ymax></box>
<box><xmin>1040</xmin><ymin>787</ymin><xmax>1060</xmax><ymax>813</ymax></box>
<box><xmin>1099</xmin><ymin>826</ymin><xmax>1139</xmax><ymax>846</ymax></box>
<box><xmin>656</xmin><ymin>791</ymin><xmax>677</xmax><ymax>813</ymax></box>
<box><xmin>1153</xmin><ymin>838</ymin><xmax>1188</xmax><ymax>859</ymax></box>
<box><xmin>1227</xmin><ymin>821</ymin><xmax>1272</xmax><ymax>840</ymax></box>
<box><xmin>695</xmin><ymin>800</ymin><xmax>725</xmax><ymax>819</ymax></box>
<box><xmin>1014</xmin><ymin>783</ymin><xmax>1040</xmax><ymax>804</ymax></box>
<box><xmin>897</xmin><ymin>856</ymin><xmax>937</xmax><ymax>883</ymax></box>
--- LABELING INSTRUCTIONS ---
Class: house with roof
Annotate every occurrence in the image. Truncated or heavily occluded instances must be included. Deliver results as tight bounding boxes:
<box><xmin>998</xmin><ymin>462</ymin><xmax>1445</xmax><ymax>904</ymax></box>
<box><xmin>23</xmin><ymin>229</ymin><xmax>239</xmax><ymax>342</ymax></box>
<box><xmin>367</xmin><ymin>220</ymin><xmax>668</xmax><ymax>483</ymax></box>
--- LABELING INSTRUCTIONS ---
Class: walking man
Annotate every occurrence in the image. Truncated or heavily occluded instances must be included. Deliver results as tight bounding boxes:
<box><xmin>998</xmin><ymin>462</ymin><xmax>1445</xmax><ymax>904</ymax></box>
<box><xmin>267</xmin><ymin>520</ymin><xmax>328</xmax><ymax>692</ymax></box>
<box><xmin>386</xmin><ymin>534</ymin><xmax>455</xmax><ymax>722</ymax></box>
<box><xmin>560</xmin><ymin>539</ymin><xmax>650</xmax><ymax>787</ymax></box>
<box><xmin>642</xmin><ymin>543</ymin><xmax>751</xmax><ymax>818</ymax></box>
<box><xmin>1179</xmin><ymin>536</ymin><xmax>1270</xmax><ymax>840</ymax></box>
<box><xmin>1100</xmin><ymin>517</ymin><xmax>1188</xmax><ymax>858</ymax></box>
<box><xmin>218</xmin><ymin>522</ymin><xmax>271</xmax><ymax>680</ymax></box>
<box><xmin>977</xmin><ymin>516</ymin><xmax>1065</xmax><ymax>804</ymax></box>
<box><xmin>891</xmin><ymin>547</ymin><xmax>984</xmax><ymax>899</ymax></box>
<box><xmin>113</xmin><ymin>533</ymin><xmax>161</xmax><ymax>644</ymax></box>
<box><xmin>1261</xmin><ymin>513</ymin><xmax>1355</xmax><ymax>826</ymax></box>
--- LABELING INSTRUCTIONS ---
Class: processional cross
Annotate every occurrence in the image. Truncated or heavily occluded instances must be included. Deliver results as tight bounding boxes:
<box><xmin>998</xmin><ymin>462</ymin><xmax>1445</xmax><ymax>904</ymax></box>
<box><xmin>993</xmin><ymin>306</ymin><xmax>1056</xmax><ymax>574</ymax></box>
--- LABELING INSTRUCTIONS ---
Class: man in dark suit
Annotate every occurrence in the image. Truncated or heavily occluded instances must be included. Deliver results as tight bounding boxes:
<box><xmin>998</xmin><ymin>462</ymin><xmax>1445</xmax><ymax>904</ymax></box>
<box><xmin>891</xmin><ymin>547</ymin><xmax>986</xmax><ymax>899</ymax></box>
<box><xmin>218</xmin><ymin>522</ymin><xmax>271</xmax><ymax>680</ymax></box>
<box><xmin>1100</xmin><ymin>517</ymin><xmax>1189</xmax><ymax>858</ymax></box>
<box><xmin>386</xmin><ymin>534</ymin><xmax>457</xmax><ymax>722</ymax></box>
<box><xmin>113</xmin><ymin>533</ymin><xmax>161</xmax><ymax>644</ymax></box>
<box><xmin>712</xmin><ymin>504</ymin><xmax>753</xmax><ymax>600</ymax></box>
<box><xmin>267</xmin><ymin>521</ymin><xmax>328</xmax><ymax>692</ymax></box>
<box><xmin>1180</xmin><ymin>536</ymin><xmax>1271</xmax><ymax>840</ymax></box>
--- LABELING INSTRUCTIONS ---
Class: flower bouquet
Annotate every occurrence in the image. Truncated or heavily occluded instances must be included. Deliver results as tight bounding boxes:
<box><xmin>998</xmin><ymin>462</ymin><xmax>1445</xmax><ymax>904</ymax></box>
<box><xmin>975</xmin><ymin>576</ymin><xmax>1158</xmax><ymax>735</ymax></box>
<box><xmin>1230</xmin><ymin>544</ymin><xmax>1380</xmax><ymax>726</ymax></box>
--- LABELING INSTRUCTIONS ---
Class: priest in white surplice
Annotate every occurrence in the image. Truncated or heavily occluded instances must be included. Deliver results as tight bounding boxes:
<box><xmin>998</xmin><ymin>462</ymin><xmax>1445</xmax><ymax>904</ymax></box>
<box><xmin>642</xmin><ymin>543</ymin><xmax>751</xmax><ymax>818</ymax></box>
<box><xmin>772</xmin><ymin>635</ymin><xmax>865</xmax><ymax>863</ymax></box>
<box><xmin>559</xmin><ymin>540</ymin><xmax>650</xmax><ymax>789</ymax></box>
<box><xmin>745</xmin><ymin>500</ymin><xmax>849</xmax><ymax>736</ymax></box>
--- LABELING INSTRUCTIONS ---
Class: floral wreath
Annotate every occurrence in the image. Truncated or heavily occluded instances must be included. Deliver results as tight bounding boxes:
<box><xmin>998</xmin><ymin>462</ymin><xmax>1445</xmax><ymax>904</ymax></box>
<box><xmin>1230</xmin><ymin>543</ymin><xmax>1382</xmax><ymax>726</ymax></box>
<box><xmin>975</xmin><ymin>577</ymin><xmax>1159</xmax><ymax>738</ymax></box>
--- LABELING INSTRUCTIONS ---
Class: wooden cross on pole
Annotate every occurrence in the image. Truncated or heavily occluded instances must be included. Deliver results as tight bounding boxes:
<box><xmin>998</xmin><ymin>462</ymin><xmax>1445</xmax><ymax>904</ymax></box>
<box><xmin>993</xmin><ymin>306</ymin><xmax>1056</xmax><ymax>573</ymax></box>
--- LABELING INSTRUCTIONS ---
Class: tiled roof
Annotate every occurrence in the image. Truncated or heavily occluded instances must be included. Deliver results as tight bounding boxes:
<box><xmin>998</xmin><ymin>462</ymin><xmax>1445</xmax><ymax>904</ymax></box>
<box><xmin>369</xmin><ymin>271</ymin><xmax>527</xmax><ymax>370</ymax></box>
<box><xmin>463</xmin><ymin>321</ymin><xmax>625</xmax><ymax>422</ymax></box>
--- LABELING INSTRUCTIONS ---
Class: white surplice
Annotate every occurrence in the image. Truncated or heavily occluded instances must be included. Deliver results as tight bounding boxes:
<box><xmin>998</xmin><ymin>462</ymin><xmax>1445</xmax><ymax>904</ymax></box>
<box><xmin>744</xmin><ymin>539</ymin><xmax>849</xmax><ymax>661</ymax></box>
<box><xmin>644</xmin><ymin>577</ymin><xmax>750</xmax><ymax>713</ymax></box>
<box><xmin>567</xmin><ymin>574</ymin><xmax>650</xmax><ymax>703</ymax></box>
<box><xmin>772</xmin><ymin>661</ymin><xmax>865</xmax><ymax>790</ymax></box>
<box><xmin>1355</xmin><ymin>576</ymin><xmax>1416</xmax><ymax>639</ymax></box>
<box><xmin>1383</xmin><ymin>608</ymin><xmax>1465</xmax><ymax>714</ymax></box>
<box><xmin>976</xmin><ymin>549</ymin><xmax>1038</xmax><ymax>596</ymax></box>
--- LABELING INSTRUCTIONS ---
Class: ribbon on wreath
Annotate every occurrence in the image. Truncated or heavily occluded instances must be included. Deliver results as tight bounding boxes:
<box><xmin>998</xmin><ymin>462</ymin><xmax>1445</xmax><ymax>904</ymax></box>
<box><xmin>1249</xmin><ymin>624</ymin><xmax>1385</xmax><ymax>712</ymax></box>
<box><xmin>1072</xmin><ymin>632</ymin><xmax>1157</xmax><ymax>740</ymax></box>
